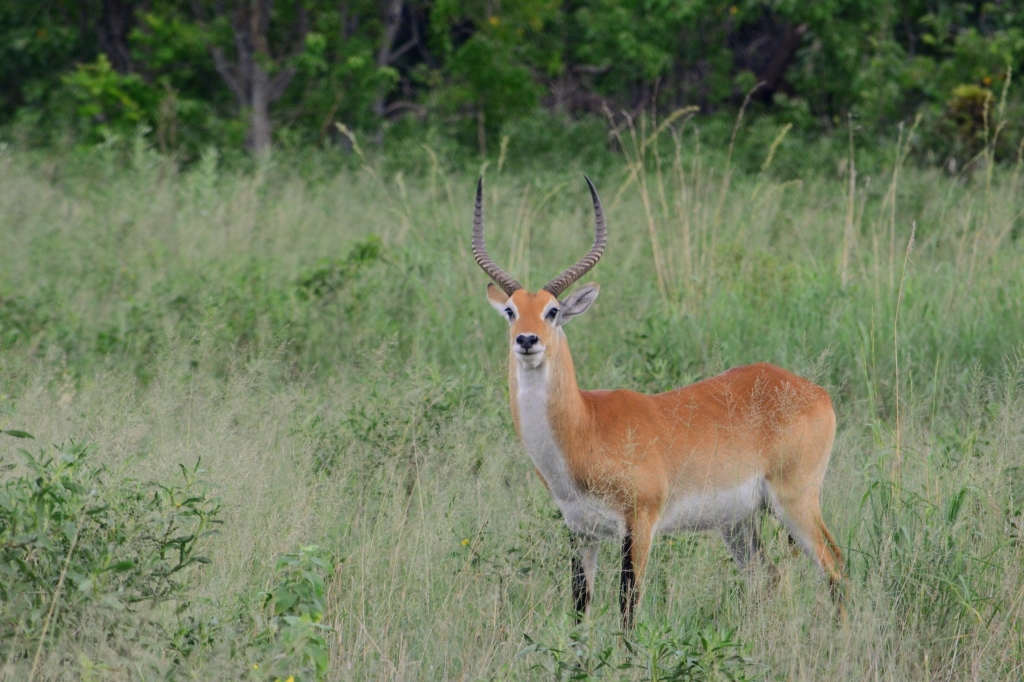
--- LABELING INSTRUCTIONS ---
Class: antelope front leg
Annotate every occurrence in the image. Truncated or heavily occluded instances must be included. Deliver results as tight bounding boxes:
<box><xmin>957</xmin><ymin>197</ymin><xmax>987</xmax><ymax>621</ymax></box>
<box><xmin>570</xmin><ymin>532</ymin><xmax>598</xmax><ymax>622</ymax></box>
<box><xmin>619</xmin><ymin>513</ymin><xmax>655</xmax><ymax>631</ymax></box>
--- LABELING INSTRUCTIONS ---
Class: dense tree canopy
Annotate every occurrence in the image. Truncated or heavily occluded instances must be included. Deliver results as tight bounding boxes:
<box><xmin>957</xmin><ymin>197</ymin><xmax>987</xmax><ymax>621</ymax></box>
<box><xmin>1</xmin><ymin>0</ymin><xmax>1022</xmax><ymax>158</ymax></box>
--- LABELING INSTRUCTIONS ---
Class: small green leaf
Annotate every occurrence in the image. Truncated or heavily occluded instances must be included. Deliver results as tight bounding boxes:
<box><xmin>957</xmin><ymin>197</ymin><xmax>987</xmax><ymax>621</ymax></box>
<box><xmin>1</xmin><ymin>429</ymin><xmax>34</xmax><ymax>439</ymax></box>
<box><xmin>275</xmin><ymin>591</ymin><xmax>300</xmax><ymax>614</ymax></box>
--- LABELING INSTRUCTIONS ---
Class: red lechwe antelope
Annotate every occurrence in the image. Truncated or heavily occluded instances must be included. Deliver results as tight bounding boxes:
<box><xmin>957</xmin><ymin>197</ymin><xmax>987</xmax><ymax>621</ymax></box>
<box><xmin>472</xmin><ymin>177</ymin><xmax>844</xmax><ymax>628</ymax></box>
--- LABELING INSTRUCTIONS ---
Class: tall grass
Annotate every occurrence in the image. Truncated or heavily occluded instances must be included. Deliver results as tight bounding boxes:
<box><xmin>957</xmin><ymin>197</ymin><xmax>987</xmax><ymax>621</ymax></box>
<box><xmin>1</xmin><ymin>127</ymin><xmax>1023</xmax><ymax>679</ymax></box>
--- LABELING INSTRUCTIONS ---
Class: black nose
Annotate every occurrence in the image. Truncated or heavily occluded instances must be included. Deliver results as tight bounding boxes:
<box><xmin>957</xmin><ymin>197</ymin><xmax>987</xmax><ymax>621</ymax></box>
<box><xmin>516</xmin><ymin>334</ymin><xmax>538</xmax><ymax>350</ymax></box>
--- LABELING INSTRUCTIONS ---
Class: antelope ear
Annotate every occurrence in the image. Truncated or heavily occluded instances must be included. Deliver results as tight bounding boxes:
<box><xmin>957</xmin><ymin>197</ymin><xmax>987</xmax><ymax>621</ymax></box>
<box><xmin>486</xmin><ymin>283</ymin><xmax>510</xmax><ymax>313</ymax></box>
<box><xmin>560</xmin><ymin>283</ymin><xmax>599</xmax><ymax>323</ymax></box>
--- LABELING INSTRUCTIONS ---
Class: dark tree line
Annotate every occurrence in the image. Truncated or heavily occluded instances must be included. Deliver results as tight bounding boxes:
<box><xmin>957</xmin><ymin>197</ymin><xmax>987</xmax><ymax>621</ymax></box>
<box><xmin>1</xmin><ymin>1</ymin><xmax>1021</xmax><ymax>156</ymax></box>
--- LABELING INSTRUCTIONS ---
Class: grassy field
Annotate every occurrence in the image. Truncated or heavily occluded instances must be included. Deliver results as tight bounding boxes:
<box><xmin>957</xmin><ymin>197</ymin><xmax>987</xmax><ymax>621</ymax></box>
<box><xmin>1</xmin><ymin>126</ymin><xmax>1024</xmax><ymax>680</ymax></box>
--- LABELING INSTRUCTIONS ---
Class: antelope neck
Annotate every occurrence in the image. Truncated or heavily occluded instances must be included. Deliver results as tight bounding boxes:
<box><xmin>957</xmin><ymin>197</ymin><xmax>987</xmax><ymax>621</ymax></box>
<box><xmin>509</xmin><ymin>332</ymin><xmax>591</xmax><ymax>498</ymax></box>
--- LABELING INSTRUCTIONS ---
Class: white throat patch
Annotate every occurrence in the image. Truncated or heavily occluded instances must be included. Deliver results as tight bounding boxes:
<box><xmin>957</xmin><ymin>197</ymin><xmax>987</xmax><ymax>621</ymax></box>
<box><xmin>516</xmin><ymin>361</ymin><xmax>622</xmax><ymax>538</ymax></box>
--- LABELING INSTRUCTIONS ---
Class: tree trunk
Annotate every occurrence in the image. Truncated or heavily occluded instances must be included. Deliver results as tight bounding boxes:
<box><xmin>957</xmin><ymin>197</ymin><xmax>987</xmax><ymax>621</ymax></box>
<box><xmin>372</xmin><ymin>0</ymin><xmax>405</xmax><ymax>119</ymax></box>
<box><xmin>98</xmin><ymin>0</ymin><xmax>136</xmax><ymax>74</ymax></box>
<box><xmin>757</xmin><ymin>23</ymin><xmax>807</xmax><ymax>97</ymax></box>
<box><xmin>248</xmin><ymin>65</ymin><xmax>273</xmax><ymax>153</ymax></box>
<box><xmin>730</xmin><ymin>15</ymin><xmax>808</xmax><ymax>103</ymax></box>
<box><xmin>209</xmin><ymin>0</ymin><xmax>298</xmax><ymax>154</ymax></box>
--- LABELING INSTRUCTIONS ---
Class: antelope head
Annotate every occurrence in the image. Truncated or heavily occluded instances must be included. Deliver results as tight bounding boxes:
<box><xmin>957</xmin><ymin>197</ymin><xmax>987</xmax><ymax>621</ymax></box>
<box><xmin>474</xmin><ymin>178</ymin><xmax>606</xmax><ymax>370</ymax></box>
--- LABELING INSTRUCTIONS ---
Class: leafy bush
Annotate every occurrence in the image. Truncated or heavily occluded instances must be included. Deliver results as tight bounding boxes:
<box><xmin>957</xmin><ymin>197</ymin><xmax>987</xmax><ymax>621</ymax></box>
<box><xmin>60</xmin><ymin>54</ymin><xmax>155</xmax><ymax>143</ymax></box>
<box><xmin>0</xmin><ymin>437</ymin><xmax>221</xmax><ymax>658</ymax></box>
<box><xmin>626</xmin><ymin>625</ymin><xmax>759</xmax><ymax>682</ymax></box>
<box><xmin>296</xmin><ymin>235</ymin><xmax>384</xmax><ymax>301</ymax></box>
<box><xmin>518</xmin><ymin>619</ymin><xmax>760</xmax><ymax>681</ymax></box>
<box><xmin>0</xmin><ymin>292</ymin><xmax>52</xmax><ymax>350</ymax></box>
<box><xmin>249</xmin><ymin>546</ymin><xmax>335</xmax><ymax>682</ymax></box>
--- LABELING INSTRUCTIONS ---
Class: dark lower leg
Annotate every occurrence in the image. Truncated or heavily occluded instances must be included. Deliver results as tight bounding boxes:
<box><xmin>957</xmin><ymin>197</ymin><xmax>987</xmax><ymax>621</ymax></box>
<box><xmin>570</xmin><ymin>533</ymin><xmax>589</xmax><ymax>622</ymax></box>
<box><xmin>619</xmin><ymin>530</ymin><xmax>637</xmax><ymax>630</ymax></box>
<box><xmin>571</xmin><ymin>555</ymin><xmax>588</xmax><ymax>621</ymax></box>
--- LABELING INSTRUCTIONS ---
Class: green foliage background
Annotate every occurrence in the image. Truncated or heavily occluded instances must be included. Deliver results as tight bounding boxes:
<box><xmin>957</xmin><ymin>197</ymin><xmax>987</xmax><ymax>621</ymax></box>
<box><xmin>2</xmin><ymin>0</ymin><xmax>1023</xmax><ymax>161</ymax></box>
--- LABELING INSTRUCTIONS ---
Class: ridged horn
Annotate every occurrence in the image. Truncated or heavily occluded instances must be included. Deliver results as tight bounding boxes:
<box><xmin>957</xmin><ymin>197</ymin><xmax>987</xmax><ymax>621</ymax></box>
<box><xmin>471</xmin><ymin>177</ymin><xmax>522</xmax><ymax>296</ymax></box>
<box><xmin>543</xmin><ymin>176</ymin><xmax>607</xmax><ymax>298</ymax></box>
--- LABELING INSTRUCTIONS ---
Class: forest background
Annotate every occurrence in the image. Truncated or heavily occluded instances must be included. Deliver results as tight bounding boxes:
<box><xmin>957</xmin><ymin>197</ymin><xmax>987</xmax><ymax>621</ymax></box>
<box><xmin>3</xmin><ymin>0</ymin><xmax>1024</xmax><ymax>163</ymax></box>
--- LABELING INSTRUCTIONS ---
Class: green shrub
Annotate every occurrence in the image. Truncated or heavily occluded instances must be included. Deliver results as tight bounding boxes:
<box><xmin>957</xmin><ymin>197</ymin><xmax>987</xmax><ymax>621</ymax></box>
<box><xmin>518</xmin><ymin>619</ymin><xmax>760</xmax><ymax>681</ymax></box>
<box><xmin>249</xmin><ymin>546</ymin><xmax>335</xmax><ymax>682</ymax></box>
<box><xmin>0</xmin><ymin>437</ymin><xmax>221</xmax><ymax>659</ymax></box>
<box><xmin>60</xmin><ymin>54</ymin><xmax>156</xmax><ymax>143</ymax></box>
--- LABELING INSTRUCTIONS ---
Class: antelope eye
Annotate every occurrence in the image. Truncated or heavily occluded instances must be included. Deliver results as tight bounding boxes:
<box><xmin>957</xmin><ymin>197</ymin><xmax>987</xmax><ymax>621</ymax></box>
<box><xmin>504</xmin><ymin>308</ymin><xmax>515</xmax><ymax>321</ymax></box>
<box><xmin>546</xmin><ymin>308</ymin><xmax>559</xmax><ymax>320</ymax></box>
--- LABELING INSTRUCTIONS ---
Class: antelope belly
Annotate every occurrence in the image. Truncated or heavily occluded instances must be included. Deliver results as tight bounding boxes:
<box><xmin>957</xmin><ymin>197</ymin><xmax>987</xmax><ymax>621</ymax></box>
<box><xmin>557</xmin><ymin>494</ymin><xmax>625</xmax><ymax>539</ymax></box>
<box><xmin>658</xmin><ymin>477</ymin><xmax>763</xmax><ymax>533</ymax></box>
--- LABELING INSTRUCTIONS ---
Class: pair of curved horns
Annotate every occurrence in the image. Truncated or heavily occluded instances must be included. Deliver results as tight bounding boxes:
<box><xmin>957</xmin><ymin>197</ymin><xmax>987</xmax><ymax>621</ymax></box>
<box><xmin>471</xmin><ymin>176</ymin><xmax>607</xmax><ymax>299</ymax></box>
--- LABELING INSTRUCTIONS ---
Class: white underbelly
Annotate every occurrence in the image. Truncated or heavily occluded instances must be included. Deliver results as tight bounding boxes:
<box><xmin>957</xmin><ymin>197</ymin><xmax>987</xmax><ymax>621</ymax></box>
<box><xmin>554</xmin><ymin>493</ymin><xmax>625</xmax><ymax>539</ymax></box>
<box><xmin>657</xmin><ymin>477</ymin><xmax>764</xmax><ymax>533</ymax></box>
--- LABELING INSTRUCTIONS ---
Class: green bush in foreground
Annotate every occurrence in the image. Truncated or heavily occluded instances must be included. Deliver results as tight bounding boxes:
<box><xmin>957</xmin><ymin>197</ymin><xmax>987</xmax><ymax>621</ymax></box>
<box><xmin>0</xmin><ymin>433</ymin><xmax>346</xmax><ymax>680</ymax></box>
<box><xmin>0</xmin><ymin>437</ymin><xmax>221</xmax><ymax>660</ymax></box>
<box><xmin>519</xmin><ymin>620</ymin><xmax>760</xmax><ymax>681</ymax></box>
<box><xmin>248</xmin><ymin>546</ymin><xmax>336</xmax><ymax>681</ymax></box>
